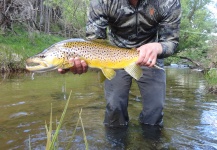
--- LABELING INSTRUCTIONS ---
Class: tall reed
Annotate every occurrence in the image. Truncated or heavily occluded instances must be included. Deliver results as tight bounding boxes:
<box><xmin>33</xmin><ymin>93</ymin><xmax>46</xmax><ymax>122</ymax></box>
<box><xmin>28</xmin><ymin>90</ymin><xmax>89</xmax><ymax>149</ymax></box>
<box><xmin>43</xmin><ymin>90</ymin><xmax>88</xmax><ymax>150</ymax></box>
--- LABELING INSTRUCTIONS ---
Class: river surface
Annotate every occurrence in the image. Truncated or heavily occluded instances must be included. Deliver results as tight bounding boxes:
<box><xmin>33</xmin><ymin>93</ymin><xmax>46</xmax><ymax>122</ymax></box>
<box><xmin>0</xmin><ymin>68</ymin><xmax>217</xmax><ymax>150</ymax></box>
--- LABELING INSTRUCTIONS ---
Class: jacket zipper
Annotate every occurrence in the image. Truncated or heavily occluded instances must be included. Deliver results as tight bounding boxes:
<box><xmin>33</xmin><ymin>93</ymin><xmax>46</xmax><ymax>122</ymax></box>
<box><xmin>127</xmin><ymin>0</ymin><xmax>141</xmax><ymax>37</ymax></box>
<box><xmin>135</xmin><ymin>0</ymin><xmax>140</xmax><ymax>36</ymax></box>
<box><xmin>135</xmin><ymin>8</ymin><xmax>138</xmax><ymax>35</ymax></box>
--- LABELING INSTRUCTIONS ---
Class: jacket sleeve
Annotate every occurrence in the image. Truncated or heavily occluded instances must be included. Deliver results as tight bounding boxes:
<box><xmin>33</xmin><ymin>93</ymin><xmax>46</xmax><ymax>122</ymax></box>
<box><xmin>158</xmin><ymin>0</ymin><xmax>181</xmax><ymax>58</ymax></box>
<box><xmin>86</xmin><ymin>0</ymin><xmax>109</xmax><ymax>40</ymax></box>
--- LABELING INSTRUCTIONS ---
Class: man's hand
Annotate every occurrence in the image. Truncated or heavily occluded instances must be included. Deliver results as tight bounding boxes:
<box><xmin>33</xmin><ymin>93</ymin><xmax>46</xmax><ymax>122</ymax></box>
<box><xmin>58</xmin><ymin>57</ymin><xmax>88</xmax><ymax>74</ymax></box>
<box><xmin>136</xmin><ymin>43</ymin><xmax>162</xmax><ymax>67</ymax></box>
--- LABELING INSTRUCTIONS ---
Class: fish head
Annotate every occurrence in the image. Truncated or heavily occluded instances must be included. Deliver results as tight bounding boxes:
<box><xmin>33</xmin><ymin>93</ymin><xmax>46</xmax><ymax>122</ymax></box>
<box><xmin>26</xmin><ymin>43</ymin><xmax>72</xmax><ymax>73</ymax></box>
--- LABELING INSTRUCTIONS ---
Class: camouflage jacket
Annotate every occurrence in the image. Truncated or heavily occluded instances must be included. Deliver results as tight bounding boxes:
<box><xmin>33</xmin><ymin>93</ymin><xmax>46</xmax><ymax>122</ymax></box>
<box><xmin>86</xmin><ymin>0</ymin><xmax>181</xmax><ymax>59</ymax></box>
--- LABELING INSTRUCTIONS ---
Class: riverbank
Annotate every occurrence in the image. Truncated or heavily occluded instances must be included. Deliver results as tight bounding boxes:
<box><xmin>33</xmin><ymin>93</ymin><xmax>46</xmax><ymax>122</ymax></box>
<box><xmin>0</xmin><ymin>29</ymin><xmax>65</xmax><ymax>73</ymax></box>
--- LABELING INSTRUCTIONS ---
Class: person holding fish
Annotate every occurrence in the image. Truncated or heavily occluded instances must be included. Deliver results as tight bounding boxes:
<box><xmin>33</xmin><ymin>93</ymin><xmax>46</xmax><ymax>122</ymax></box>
<box><xmin>58</xmin><ymin>0</ymin><xmax>181</xmax><ymax>128</ymax></box>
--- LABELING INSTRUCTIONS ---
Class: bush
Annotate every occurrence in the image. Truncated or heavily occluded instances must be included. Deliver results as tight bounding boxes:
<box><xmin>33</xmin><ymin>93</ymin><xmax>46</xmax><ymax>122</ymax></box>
<box><xmin>205</xmin><ymin>68</ymin><xmax>217</xmax><ymax>94</ymax></box>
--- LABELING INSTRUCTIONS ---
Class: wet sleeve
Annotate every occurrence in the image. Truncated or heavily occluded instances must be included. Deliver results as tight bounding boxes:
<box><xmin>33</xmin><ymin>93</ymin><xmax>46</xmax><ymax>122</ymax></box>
<box><xmin>158</xmin><ymin>0</ymin><xmax>181</xmax><ymax>58</ymax></box>
<box><xmin>86</xmin><ymin>0</ymin><xmax>109</xmax><ymax>40</ymax></box>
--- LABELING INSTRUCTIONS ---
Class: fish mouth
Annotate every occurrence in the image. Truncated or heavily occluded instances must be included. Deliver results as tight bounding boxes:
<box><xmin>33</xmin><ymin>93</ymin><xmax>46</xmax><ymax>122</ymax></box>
<box><xmin>26</xmin><ymin>58</ymin><xmax>58</xmax><ymax>72</ymax></box>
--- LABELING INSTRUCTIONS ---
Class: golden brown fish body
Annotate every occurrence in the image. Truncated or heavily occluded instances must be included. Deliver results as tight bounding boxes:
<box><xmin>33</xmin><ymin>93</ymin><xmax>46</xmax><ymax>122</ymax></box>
<box><xmin>26</xmin><ymin>39</ymin><xmax>161</xmax><ymax>80</ymax></box>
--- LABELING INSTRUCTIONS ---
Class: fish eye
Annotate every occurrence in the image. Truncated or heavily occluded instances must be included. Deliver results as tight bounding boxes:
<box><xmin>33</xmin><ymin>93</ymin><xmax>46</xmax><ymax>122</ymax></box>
<box><xmin>39</xmin><ymin>55</ymin><xmax>46</xmax><ymax>58</ymax></box>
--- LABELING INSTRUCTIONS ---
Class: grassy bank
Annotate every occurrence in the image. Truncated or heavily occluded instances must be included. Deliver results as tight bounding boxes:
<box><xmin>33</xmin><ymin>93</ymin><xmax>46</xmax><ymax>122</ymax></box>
<box><xmin>0</xmin><ymin>28</ymin><xmax>65</xmax><ymax>73</ymax></box>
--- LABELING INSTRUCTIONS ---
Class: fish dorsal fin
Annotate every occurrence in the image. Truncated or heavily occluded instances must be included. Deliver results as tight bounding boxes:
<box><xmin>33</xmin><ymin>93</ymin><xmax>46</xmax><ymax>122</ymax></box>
<box><xmin>124</xmin><ymin>62</ymin><xmax>142</xmax><ymax>80</ymax></box>
<box><xmin>101</xmin><ymin>68</ymin><xmax>116</xmax><ymax>80</ymax></box>
<box><xmin>91</xmin><ymin>39</ymin><xmax>111</xmax><ymax>46</ymax></box>
<box><xmin>132</xmin><ymin>48</ymin><xmax>137</xmax><ymax>51</ymax></box>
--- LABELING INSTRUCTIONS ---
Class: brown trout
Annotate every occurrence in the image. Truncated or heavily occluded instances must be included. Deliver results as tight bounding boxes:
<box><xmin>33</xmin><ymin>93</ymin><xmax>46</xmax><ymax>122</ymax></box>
<box><xmin>26</xmin><ymin>39</ymin><xmax>162</xmax><ymax>80</ymax></box>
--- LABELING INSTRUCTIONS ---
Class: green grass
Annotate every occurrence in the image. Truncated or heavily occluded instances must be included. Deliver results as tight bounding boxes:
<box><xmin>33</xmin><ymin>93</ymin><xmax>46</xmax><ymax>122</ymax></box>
<box><xmin>0</xmin><ymin>27</ymin><xmax>65</xmax><ymax>72</ymax></box>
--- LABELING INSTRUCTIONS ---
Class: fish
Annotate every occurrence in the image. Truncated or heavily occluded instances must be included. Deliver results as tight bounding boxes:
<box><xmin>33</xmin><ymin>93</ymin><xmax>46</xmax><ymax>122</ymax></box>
<box><xmin>26</xmin><ymin>38</ymin><xmax>163</xmax><ymax>81</ymax></box>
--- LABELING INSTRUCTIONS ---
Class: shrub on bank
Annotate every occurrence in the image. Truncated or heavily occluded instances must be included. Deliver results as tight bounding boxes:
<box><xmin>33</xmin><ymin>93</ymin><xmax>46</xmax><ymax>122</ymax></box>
<box><xmin>205</xmin><ymin>68</ymin><xmax>217</xmax><ymax>94</ymax></box>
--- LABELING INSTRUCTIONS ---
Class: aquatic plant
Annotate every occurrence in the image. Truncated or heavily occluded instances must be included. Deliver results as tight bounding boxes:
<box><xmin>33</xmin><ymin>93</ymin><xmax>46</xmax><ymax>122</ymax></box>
<box><xmin>45</xmin><ymin>91</ymin><xmax>88</xmax><ymax>150</ymax></box>
<box><xmin>29</xmin><ymin>90</ymin><xmax>88</xmax><ymax>150</ymax></box>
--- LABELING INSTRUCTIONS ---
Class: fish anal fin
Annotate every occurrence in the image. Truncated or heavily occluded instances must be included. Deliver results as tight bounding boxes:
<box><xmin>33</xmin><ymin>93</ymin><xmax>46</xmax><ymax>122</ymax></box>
<box><xmin>124</xmin><ymin>62</ymin><xmax>142</xmax><ymax>80</ymax></box>
<box><xmin>101</xmin><ymin>68</ymin><xmax>116</xmax><ymax>80</ymax></box>
<box><xmin>98</xmin><ymin>71</ymin><xmax>107</xmax><ymax>83</ymax></box>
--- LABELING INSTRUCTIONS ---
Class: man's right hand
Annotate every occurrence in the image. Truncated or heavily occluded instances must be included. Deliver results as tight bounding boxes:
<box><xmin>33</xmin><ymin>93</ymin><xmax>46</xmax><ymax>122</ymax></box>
<box><xmin>58</xmin><ymin>57</ymin><xmax>88</xmax><ymax>74</ymax></box>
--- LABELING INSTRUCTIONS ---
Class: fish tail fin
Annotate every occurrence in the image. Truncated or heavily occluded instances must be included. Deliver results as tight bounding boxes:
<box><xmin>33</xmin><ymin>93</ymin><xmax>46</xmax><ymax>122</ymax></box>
<box><xmin>124</xmin><ymin>62</ymin><xmax>142</xmax><ymax>80</ymax></box>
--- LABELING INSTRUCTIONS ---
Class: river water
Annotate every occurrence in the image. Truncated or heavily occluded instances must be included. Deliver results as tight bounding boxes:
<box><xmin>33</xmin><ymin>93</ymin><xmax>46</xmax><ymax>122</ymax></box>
<box><xmin>0</xmin><ymin>68</ymin><xmax>217</xmax><ymax>150</ymax></box>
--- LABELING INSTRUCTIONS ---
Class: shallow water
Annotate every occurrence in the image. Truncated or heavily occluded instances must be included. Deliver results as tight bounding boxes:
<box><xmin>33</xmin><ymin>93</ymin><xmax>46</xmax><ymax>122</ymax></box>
<box><xmin>0</xmin><ymin>68</ymin><xmax>216</xmax><ymax>150</ymax></box>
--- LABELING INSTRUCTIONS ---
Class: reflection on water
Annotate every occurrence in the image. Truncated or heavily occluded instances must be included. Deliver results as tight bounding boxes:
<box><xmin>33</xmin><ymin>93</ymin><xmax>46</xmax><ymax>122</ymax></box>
<box><xmin>0</xmin><ymin>68</ymin><xmax>217</xmax><ymax>149</ymax></box>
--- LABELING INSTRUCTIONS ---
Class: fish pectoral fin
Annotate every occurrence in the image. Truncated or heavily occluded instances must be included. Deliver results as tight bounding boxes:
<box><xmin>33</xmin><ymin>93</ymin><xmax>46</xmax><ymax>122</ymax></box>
<box><xmin>61</xmin><ymin>58</ymin><xmax>74</xmax><ymax>69</ymax></box>
<box><xmin>124</xmin><ymin>62</ymin><xmax>142</xmax><ymax>80</ymax></box>
<box><xmin>101</xmin><ymin>68</ymin><xmax>116</xmax><ymax>80</ymax></box>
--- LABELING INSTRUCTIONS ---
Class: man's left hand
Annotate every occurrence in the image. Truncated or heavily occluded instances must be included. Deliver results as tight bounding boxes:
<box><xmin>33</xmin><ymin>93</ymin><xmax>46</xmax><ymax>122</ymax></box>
<box><xmin>136</xmin><ymin>43</ymin><xmax>162</xmax><ymax>67</ymax></box>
